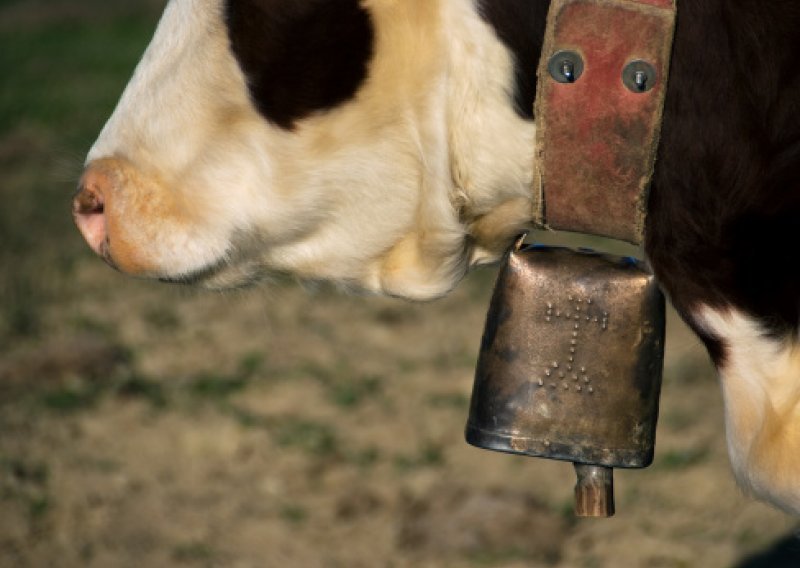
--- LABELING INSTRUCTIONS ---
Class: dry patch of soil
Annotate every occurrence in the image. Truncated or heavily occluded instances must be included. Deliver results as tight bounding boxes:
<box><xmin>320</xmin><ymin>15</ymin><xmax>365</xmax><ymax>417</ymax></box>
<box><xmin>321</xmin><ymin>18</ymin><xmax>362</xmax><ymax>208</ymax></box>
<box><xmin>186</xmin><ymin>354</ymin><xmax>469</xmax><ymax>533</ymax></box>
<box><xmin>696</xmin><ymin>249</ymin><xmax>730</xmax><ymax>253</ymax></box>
<box><xmin>0</xmin><ymin>261</ymin><xmax>797</xmax><ymax>567</ymax></box>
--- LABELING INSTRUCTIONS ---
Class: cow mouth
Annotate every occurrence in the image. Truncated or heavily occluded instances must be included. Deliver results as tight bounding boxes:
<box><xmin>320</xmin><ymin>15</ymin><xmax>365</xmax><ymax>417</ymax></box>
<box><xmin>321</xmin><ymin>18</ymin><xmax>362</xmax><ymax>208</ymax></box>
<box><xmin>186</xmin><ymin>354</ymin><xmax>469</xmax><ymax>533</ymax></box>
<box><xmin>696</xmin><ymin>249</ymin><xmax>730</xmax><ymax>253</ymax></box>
<box><xmin>157</xmin><ymin>257</ymin><xmax>232</xmax><ymax>286</ymax></box>
<box><xmin>157</xmin><ymin>255</ymin><xmax>265</xmax><ymax>290</ymax></box>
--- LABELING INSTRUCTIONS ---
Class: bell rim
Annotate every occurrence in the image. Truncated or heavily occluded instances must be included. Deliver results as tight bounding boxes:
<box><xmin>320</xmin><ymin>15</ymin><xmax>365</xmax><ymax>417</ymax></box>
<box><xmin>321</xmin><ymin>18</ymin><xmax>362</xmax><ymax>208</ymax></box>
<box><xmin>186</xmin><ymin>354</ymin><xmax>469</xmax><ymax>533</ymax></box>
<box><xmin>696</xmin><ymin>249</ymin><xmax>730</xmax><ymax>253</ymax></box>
<box><xmin>465</xmin><ymin>423</ymin><xmax>654</xmax><ymax>469</ymax></box>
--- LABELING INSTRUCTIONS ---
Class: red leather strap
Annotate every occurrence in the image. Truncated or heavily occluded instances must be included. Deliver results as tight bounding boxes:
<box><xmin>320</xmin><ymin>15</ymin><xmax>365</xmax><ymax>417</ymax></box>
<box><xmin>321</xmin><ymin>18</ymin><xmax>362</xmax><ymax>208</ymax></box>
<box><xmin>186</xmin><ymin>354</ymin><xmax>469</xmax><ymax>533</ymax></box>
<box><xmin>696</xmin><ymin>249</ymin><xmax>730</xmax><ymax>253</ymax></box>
<box><xmin>532</xmin><ymin>0</ymin><xmax>677</xmax><ymax>245</ymax></box>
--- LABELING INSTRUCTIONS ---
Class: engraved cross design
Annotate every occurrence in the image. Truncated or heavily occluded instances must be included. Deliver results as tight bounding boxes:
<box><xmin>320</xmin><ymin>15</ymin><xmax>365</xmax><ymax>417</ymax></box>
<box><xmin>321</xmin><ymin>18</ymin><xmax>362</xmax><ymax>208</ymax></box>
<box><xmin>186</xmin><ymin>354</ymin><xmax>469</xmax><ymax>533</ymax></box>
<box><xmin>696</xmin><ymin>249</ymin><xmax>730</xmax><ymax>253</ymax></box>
<box><xmin>538</xmin><ymin>295</ymin><xmax>609</xmax><ymax>394</ymax></box>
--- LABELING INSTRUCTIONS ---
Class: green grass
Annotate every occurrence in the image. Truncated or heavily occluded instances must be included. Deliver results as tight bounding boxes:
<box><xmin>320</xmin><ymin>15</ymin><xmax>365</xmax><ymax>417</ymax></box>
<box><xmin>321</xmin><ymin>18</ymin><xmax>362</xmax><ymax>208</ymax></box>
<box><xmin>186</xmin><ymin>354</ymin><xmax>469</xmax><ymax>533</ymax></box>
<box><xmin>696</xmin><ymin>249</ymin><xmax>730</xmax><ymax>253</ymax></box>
<box><xmin>39</xmin><ymin>385</ymin><xmax>102</xmax><ymax>412</ymax></box>
<box><xmin>237</xmin><ymin>352</ymin><xmax>266</xmax><ymax>377</ymax></box>
<box><xmin>185</xmin><ymin>353</ymin><xmax>265</xmax><ymax>401</ymax></box>
<box><xmin>142</xmin><ymin>307</ymin><xmax>182</xmax><ymax>331</ymax></box>
<box><xmin>172</xmin><ymin>542</ymin><xmax>217</xmax><ymax>563</ymax></box>
<box><xmin>115</xmin><ymin>376</ymin><xmax>168</xmax><ymax>408</ymax></box>
<box><xmin>279</xmin><ymin>504</ymin><xmax>309</xmax><ymax>524</ymax></box>
<box><xmin>274</xmin><ymin>419</ymin><xmax>339</xmax><ymax>457</ymax></box>
<box><xmin>656</xmin><ymin>446</ymin><xmax>710</xmax><ymax>471</ymax></box>
<box><xmin>188</xmin><ymin>373</ymin><xmax>249</xmax><ymax>399</ymax></box>
<box><xmin>298</xmin><ymin>361</ymin><xmax>385</xmax><ymax>409</ymax></box>
<box><xmin>427</xmin><ymin>392</ymin><xmax>470</xmax><ymax>410</ymax></box>
<box><xmin>0</xmin><ymin>457</ymin><xmax>49</xmax><ymax>486</ymax></box>
<box><xmin>394</xmin><ymin>441</ymin><xmax>446</xmax><ymax>472</ymax></box>
<box><xmin>227</xmin><ymin>406</ymin><xmax>272</xmax><ymax>430</ymax></box>
<box><xmin>0</xmin><ymin>456</ymin><xmax>52</xmax><ymax>522</ymax></box>
<box><xmin>27</xmin><ymin>495</ymin><xmax>51</xmax><ymax>520</ymax></box>
<box><xmin>327</xmin><ymin>375</ymin><xmax>383</xmax><ymax>408</ymax></box>
<box><xmin>468</xmin><ymin>547</ymin><xmax>537</xmax><ymax>567</ymax></box>
<box><xmin>346</xmin><ymin>446</ymin><xmax>381</xmax><ymax>469</ymax></box>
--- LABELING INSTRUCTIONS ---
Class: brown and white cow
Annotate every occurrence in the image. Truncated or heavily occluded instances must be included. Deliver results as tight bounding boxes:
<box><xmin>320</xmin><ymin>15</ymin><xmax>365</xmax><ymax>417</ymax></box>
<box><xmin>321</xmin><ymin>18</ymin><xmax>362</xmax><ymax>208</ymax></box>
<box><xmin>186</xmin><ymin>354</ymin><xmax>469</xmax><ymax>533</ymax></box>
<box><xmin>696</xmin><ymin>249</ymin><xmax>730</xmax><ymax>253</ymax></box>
<box><xmin>73</xmin><ymin>0</ymin><xmax>800</xmax><ymax>515</ymax></box>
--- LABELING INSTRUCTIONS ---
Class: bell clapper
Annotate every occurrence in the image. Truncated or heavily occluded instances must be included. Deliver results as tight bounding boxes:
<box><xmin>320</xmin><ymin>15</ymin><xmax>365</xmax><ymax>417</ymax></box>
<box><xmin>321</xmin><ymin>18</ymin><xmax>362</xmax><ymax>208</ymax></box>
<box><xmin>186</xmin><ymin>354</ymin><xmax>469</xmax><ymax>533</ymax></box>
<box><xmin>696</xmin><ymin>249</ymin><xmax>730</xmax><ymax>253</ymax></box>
<box><xmin>574</xmin><ymin>463</ymin><xmax>615</xmax><ymax>517</ymax></box>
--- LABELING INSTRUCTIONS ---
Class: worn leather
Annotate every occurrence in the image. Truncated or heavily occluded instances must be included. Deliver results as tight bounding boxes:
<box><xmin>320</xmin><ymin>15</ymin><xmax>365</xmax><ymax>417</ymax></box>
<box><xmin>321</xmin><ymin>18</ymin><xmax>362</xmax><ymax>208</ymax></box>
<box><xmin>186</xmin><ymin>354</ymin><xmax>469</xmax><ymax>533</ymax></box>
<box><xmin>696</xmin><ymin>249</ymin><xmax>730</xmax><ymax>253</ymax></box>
<box><xmin>533</xmin><ymin>0</ymin><xmax>677</xmax><ymax>244</ymax></box>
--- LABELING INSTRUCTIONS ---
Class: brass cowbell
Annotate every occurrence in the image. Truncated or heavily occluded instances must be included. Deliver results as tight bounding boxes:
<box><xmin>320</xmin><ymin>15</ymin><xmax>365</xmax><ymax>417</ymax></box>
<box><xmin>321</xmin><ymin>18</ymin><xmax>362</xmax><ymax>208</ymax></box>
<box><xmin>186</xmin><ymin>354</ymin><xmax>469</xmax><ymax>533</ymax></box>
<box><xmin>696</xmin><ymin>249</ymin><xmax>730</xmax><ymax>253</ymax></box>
<box><xmin>466</xmin><ymin>241</ymin><xmax>666</xmax><ymax>517</ymax></box>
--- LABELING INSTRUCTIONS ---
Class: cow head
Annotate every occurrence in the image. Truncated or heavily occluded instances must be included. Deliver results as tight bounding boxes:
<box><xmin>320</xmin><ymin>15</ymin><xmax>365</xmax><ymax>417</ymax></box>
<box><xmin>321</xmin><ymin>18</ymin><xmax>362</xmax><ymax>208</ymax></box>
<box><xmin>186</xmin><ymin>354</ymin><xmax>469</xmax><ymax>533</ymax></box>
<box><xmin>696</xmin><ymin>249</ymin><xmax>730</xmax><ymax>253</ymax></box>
<box><xmin>73</xmin><ymin>0</ymin><xmax>537</xmax><ymax>300</ymax></box>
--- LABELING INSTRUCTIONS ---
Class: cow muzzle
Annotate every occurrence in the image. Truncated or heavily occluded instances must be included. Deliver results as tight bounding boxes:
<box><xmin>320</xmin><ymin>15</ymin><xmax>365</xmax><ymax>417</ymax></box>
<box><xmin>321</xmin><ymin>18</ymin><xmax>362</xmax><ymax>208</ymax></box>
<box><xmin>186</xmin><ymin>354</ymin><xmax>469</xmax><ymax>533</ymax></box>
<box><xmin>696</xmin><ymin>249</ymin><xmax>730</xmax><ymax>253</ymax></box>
<box><xmin>73</xmin><ymin>158</ymin><xmax>174</xmax><ymax>276</ymax></box>
<box><xmin>74</xmin><ymin>158</ymin><xmax>244</xmax><ymax>286</ymax></box>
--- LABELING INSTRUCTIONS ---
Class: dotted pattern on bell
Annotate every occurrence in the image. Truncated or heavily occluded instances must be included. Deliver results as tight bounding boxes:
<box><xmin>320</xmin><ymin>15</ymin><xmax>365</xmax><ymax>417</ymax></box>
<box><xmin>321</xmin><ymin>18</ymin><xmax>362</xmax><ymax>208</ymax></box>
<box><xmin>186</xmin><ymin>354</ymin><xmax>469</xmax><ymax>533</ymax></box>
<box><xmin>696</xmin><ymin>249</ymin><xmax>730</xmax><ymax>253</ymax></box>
<box><xmin>539</xmin><ymin>295</ymin><xmax>609</xmax><ymax>395</ymax></box>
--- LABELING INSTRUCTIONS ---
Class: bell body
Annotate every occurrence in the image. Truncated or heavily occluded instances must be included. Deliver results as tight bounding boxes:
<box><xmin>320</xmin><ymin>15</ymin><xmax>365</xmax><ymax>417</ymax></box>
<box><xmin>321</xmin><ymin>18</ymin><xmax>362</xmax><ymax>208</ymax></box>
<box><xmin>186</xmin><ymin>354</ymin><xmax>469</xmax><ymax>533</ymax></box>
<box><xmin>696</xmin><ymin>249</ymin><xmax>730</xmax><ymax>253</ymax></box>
<box><xmin>466</xmin><ymin>245</ymin><xmax>665</xmax><ymax>469</ymax></box>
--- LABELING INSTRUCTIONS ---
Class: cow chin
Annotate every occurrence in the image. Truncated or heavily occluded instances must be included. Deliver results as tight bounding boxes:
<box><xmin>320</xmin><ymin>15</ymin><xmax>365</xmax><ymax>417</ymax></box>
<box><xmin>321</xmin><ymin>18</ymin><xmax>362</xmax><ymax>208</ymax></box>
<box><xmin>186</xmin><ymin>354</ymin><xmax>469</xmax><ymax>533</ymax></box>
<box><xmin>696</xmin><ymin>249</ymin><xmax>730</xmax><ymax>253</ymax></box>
<box><xmin>157</xmin><ymin>258</ymin><xmax>262</xmax><ymax>290</ymax></box>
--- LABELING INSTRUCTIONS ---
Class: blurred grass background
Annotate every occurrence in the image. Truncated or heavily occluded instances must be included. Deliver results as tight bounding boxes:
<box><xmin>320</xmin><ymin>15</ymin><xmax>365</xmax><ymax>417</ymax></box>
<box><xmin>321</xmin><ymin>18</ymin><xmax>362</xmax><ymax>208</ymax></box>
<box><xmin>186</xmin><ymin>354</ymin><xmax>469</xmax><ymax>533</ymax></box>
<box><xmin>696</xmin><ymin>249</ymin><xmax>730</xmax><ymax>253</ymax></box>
<box><xmin>0</xmin><ymin>0</ymin><xmax>166</xmax><ymax>340</ymax></box>
<box><xmin>1</xmin><ymin>1</ymin><xmax>799</xmax><ymax>567</ymax></box>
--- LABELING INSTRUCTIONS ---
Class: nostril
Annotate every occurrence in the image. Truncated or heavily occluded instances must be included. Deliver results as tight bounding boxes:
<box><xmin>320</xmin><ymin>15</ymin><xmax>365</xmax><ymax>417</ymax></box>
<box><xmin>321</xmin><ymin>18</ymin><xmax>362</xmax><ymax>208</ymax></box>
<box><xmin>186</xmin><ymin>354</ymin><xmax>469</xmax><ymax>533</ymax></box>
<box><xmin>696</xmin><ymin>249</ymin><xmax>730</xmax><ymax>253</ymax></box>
<box><xmin>73</xmin><ymin>182</ymin><xmax>108</xmax><ymax>256</ymax></box>
<box><xmin>73</xmin><ymin>185</ymin><xmax>104</xmax><ymax>216</ymax></box>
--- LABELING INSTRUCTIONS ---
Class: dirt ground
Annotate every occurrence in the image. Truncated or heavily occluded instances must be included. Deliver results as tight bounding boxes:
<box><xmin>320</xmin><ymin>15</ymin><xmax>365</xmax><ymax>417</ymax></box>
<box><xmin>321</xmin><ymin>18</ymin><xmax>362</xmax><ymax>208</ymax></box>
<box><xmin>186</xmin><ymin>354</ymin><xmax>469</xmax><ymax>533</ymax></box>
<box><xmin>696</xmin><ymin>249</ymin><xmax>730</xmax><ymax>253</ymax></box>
<box><xmin>1</xmin><ymin>260</ymin><xmax>798</xmax><ymax>568</ymax></box>
<box><xmin>1</xmin><ymin>0</ymin><xmax>799</xmax><ymax>566</ymax></box>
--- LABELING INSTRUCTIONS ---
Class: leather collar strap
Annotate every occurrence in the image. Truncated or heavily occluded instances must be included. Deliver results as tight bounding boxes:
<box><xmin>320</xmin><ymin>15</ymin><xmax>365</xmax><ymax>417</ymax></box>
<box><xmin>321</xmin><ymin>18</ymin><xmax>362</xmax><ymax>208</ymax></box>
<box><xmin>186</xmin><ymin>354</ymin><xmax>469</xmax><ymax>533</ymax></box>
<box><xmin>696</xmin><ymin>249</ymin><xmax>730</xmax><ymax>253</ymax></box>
<box><xmin>532</xmin><ymin>0</ymin><xmax>677</xmax><ymax>245</ymax></box>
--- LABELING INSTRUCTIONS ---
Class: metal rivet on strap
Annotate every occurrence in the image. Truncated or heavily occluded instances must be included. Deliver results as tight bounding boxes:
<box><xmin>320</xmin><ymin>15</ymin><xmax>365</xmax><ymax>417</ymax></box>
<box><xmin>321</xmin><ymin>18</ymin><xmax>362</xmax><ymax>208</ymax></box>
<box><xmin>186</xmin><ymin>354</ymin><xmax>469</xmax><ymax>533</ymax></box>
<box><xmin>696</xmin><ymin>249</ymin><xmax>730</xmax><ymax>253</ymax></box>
<box><xmin>548</xmin><ymin>50</ymin><xmax>584</xmax><ymax>84</ymax></box>
<box><xmin>622</xmin><ymin>60</ymin><xmax>657</xmax><ymax>93</ymax></box>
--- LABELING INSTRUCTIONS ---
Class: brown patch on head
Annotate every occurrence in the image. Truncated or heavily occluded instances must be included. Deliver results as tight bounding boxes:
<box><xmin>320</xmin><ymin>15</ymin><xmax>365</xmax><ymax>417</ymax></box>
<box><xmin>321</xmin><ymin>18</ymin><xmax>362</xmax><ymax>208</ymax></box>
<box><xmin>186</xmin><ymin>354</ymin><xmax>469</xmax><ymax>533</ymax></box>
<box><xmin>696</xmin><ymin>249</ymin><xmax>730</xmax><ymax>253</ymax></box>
<box><xmin>224</xmin><ymin>0</ymin><xmax>375</xmax><ymax>129</ymax></box>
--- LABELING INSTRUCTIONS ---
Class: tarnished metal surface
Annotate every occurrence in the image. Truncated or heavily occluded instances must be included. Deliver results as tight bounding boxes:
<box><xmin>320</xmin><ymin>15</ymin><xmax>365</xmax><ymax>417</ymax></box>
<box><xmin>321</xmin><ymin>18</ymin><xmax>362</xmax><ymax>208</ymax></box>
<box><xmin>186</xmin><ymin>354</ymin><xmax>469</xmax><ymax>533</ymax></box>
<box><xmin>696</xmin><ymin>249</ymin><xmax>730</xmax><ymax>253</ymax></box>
<box><xmin>466</xmin><ymin>245</ymin><xmax>665</xmax><ymax>469</ymax></box>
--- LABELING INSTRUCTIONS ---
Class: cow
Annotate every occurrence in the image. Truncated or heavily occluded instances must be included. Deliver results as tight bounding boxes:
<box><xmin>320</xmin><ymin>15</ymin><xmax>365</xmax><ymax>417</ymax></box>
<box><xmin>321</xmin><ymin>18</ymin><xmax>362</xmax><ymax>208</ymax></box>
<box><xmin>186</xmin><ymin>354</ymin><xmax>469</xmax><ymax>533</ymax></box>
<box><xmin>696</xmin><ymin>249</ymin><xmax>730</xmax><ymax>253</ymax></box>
<box><xmin>73</xmin><ymin>0</ymin><xmax>800</xmax><ymax>515</ymax></box>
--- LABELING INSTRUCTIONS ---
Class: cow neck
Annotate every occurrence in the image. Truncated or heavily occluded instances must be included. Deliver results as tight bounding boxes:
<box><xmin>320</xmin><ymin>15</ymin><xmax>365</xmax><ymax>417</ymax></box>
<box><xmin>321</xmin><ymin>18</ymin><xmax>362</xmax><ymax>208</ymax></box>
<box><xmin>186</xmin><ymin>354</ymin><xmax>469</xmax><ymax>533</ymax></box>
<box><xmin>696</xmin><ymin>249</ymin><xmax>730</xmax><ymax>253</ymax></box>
<box><xmin>531</xmin><ymin>0</ymin><xmax>677</xmax><ymax>245</ymax></box>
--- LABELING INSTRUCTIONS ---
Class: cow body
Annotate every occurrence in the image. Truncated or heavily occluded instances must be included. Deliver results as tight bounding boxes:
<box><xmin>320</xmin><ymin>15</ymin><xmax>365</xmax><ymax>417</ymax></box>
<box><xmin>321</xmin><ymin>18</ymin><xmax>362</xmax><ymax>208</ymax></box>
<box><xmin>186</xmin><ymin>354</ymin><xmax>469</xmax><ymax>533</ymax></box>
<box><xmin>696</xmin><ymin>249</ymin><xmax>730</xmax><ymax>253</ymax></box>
<box><xmin>73</xmin><ymin>0</ymin><xmax>800</xmax><ymax>515</ymax></box>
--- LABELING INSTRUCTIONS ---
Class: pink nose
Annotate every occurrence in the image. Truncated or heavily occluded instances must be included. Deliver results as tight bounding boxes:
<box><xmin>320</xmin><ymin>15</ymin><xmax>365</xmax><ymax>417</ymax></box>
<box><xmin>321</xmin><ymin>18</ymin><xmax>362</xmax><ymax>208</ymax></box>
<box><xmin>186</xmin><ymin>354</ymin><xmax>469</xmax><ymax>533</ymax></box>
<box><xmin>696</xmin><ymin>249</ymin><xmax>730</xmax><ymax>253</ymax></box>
<box><xmin>73</xmin><ymin>167</ymin><xmax>109</xmax><ymax>257</ymax></box>
<box><xmin>72</xmin><ymin>167</ymin><xmax>110</xmax><ymax>256</ymax></box>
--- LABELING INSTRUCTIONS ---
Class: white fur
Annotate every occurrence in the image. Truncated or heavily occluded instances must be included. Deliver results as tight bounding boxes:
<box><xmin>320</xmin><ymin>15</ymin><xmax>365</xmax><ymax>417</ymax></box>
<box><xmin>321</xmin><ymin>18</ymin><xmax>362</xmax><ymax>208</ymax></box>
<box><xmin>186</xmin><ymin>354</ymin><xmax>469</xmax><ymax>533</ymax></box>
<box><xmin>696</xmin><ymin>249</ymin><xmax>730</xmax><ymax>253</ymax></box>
<box><xmin>694</xmin><ymin>307</ymin><xmax>800</xmax><ymax>515</ymax></box>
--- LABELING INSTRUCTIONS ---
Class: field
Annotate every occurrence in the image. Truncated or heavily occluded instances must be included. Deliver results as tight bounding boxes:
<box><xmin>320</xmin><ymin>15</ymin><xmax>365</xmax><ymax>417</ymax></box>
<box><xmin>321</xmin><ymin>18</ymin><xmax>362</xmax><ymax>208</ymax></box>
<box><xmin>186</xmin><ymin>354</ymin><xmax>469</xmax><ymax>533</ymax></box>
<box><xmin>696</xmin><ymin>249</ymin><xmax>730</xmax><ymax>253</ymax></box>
<box><xmin>1</xmin><ymin>1</ymin><xmax>798</xmax><ymax>566</ymax></box>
